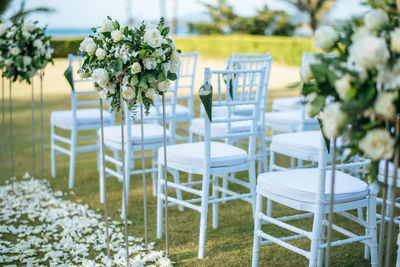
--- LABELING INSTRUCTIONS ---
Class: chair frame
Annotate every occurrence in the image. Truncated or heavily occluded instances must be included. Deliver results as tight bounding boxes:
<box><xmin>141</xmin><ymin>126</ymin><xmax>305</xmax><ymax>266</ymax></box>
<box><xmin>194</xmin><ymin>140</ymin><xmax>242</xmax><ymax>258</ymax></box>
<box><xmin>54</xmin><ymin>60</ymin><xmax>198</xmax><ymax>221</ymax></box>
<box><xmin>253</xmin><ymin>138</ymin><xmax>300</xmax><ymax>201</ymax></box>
<box><xmin>50</xmin><ymin>54</ymin><xmax>115</xmax><ymax>189</ymax></box>
<box><xmin>157</xmin><ymin>66</ymin><xmax>266</xmax><ymax>259</ymax></box>
<box><xmin>252</xmin><ymin>133</ymin><xmax>379</xmax><ymax>267</ymax></box>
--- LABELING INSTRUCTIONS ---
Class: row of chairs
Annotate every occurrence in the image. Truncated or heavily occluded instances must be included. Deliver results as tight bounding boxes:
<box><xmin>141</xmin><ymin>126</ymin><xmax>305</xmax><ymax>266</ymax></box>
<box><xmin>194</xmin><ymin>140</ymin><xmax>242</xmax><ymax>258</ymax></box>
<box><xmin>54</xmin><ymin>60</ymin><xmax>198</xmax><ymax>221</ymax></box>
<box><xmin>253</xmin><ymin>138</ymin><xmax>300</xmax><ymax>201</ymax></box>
<box><xmin>49</xmin><ymin>52</ymin><xmax>399</xmax><ymax>266</ymax></box>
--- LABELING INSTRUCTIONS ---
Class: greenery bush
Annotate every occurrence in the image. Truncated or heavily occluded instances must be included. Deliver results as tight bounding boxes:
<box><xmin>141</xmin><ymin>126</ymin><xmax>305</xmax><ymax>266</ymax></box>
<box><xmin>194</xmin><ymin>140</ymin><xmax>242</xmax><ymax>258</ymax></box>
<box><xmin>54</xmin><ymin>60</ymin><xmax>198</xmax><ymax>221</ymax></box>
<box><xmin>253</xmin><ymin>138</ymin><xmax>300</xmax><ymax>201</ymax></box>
<box><xmin>176</xmin><ymin>35</ymin><xmax>315</xmax><ymax>66</ymax></box>
<box><xmin>51</xmin><ymin>35</ymin><xmax>315</xmax><ymax>66</ymax></box>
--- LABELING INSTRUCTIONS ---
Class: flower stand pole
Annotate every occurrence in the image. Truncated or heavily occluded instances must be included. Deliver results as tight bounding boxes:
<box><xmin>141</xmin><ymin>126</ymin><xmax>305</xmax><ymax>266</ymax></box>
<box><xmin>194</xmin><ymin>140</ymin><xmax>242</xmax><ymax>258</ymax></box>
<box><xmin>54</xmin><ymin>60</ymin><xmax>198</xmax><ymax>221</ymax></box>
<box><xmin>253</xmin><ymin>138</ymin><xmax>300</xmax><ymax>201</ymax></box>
<box><xmin>378</xmin><ymin>159</ymin><xmax>389</xmax><ymax>265</ymax></box>
<box><xmin>39</xmin><ymin>70</ymin><xmax>45</xmax><ymax>180</ymax></box>
<box><xmin>1</xmin><ymin>75</ymin><xmax>6</xmax><ymax>184</ymax></box>
<box><xmin>31</xmin><ymin>78</ymin><xmax>36</xmax><ymax>178</ymax></box>
<box><xmin>140</xmin><ymin>104</ymin><xmax>148</xmax><ymax>246</ymax></box>
<box><xmin>325</xmin><ymin>138</ymin><xmax>337</xmax><ymax>267</ymax></box>
<box><xmin>119</xmin><ymin>91</ymin><xmax>130</xmax><ymax>266</ymax></box>
<box><xmin>99</xmin><ymin>98</ymin><xmax>111</xmax><ymax>257</ymax></box>
<box><xmin>161</xmin><ymin>92</ymin><xmax>169</xmax><ymax>256</ymax></box>
<box><xmin>8</xmin><ymin>80</ymin><xmax>14</xmax><ymax>189</ymax></box>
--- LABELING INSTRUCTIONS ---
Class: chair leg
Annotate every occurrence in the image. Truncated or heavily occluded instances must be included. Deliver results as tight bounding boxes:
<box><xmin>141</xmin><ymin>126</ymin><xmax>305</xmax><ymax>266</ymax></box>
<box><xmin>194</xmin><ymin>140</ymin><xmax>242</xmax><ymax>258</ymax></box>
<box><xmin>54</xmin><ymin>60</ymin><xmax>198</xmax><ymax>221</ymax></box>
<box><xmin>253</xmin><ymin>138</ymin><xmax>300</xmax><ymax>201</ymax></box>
<box><xmin>50</xmin><ymin>124</ymin><xmax>56</xmax><ymax>178</ymax></box>
<box><xmin>249</xmin><ymin>161</ymin><xmax>257</xmax><ymax>217</ymax></box>
<box><xmin>198</xmin><ymin>173</ymin><xmax>210</xmax><ymax>259</ymax></box>
<box><xmin>212</xmin><ymin>175</ymin><xmax>219</xmax><ymax>229</ymax></box>
<box><xmin>252</xmin><ymin>194</ymin><xmax>263</xmax><ymax>267</ymax></box>
<box><xmin>259</xmin><ymin>133</ymin><xmax>268</xmax><ymax>173</ymax></box>
<box><xmin>68</xmin><ymin>128</ymin><xmax>77</xmax><ymax>189</ymax></box>
<box><xmin>367</xmin><ymin>194</ymin><xmax>378</xmax><ymax>267</ymax></box>
<box><xmin>113</xmin><ymin>149</ymin><xmax>122</xmax><ymax>174</ymax></box>
<box><xmin>317</xmin><ymin>215</ymin><xmax>326</xmax><ymax>267</ymax></box>
<box><xmin>188</xmin><ymin>131</ymin><xmax>194</xmax><ymax>183</ymax></box>
<box><xmin>266</xmin><ymin>150</ymin><xmax>275</xmax><ymax>216</ymax></box>
<box><xmin>156</xmin><ymin>163</ymin><xmax>164</xmax><ymax>239</ymax></box>
<box><xmin>172</xmin><ymin>169</ymin><xmax>184</xmax><ymax>211</ymax></box>
<box><xmin>309</xmin><ymin>208</ymin><xmax>324</xmax><ymax>267</ymax></box>
<box><xmin>396</xmin><ymin>225</ymin><xmax>400</xmax><ymax>267</ymax></box>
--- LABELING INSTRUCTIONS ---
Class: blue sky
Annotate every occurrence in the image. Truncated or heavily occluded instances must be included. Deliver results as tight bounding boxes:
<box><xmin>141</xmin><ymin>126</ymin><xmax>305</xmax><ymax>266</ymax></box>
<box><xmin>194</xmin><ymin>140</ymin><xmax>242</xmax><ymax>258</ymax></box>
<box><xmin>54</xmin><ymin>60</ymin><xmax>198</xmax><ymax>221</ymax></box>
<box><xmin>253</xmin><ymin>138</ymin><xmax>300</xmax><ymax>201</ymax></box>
<box><xmin>4</xmin><ymin>0</ymin><xmax>370</xmax><ymax>28</ymax></box>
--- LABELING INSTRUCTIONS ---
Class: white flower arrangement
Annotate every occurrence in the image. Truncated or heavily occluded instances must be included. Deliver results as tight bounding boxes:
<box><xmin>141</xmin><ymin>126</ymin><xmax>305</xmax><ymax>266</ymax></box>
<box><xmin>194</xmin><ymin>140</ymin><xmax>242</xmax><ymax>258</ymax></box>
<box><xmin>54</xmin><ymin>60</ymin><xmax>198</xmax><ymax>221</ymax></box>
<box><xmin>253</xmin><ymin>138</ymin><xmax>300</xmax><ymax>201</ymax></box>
<box><xmin>0</xmin><ymin>20</ymin><xmax>53</xmax><ymax>83</ymax></box>
<box><xmin>301</xmin><ymin>8</ymin><xmax>400</xmax><ymax>180</ymax></box>
<box><xmin>77</xmin><ymin>17</ymin><xmax>180</xmax><ymax>113</ymax></box>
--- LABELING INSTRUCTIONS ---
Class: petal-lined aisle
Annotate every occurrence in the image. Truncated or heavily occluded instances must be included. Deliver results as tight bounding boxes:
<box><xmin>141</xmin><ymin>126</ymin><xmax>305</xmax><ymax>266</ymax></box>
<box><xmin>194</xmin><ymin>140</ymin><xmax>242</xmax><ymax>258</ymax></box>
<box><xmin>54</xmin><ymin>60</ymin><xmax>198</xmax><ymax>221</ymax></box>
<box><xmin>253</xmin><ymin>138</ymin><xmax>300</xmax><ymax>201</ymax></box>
<box><xmin>0</xmin><ymin>175</ymin><xmax>172</xmax><ymax>266</ymax></box>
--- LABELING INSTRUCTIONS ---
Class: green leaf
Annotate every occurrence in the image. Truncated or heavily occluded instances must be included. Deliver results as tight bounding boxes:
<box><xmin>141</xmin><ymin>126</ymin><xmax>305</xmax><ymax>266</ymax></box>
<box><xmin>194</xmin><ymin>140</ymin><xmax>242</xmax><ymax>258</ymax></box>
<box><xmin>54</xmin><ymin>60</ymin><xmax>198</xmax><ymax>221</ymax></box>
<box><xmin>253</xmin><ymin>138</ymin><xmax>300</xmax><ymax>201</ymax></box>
<box><xmin>167</xmin><ymin>72</ymin><xmax>177</xmax><ymax>81</ymax></box>
<box><xmin>309</xmin><ymin>96</ymin><xmax>325</xmax><ymax>117</ymax></box>
<box><xmin>139</xmin><ymin>49</ymin><xmax>146</xmax><ymax>58</ymax></box>
<box><xmin>130</xmin><ymin>75</ymin><xmax>139</xmax><ymax>86</ymax></box>
<box><xmin>199</xmin><ymin>85</ymin><xmax>213</xmax><ymax>122</ymax></box>
<box><xmin>302</xmin><ymin>83</ymin><xmax>315</xmax><ymax>96</ymax></box>
<box><xmin>158</xmin><ymin>72</ymin><xmax>166</xmax><ymax>82</ymax></box>
<box><xmin>15</xmin><ymin>56</ymin><xmax>23</xmax><ymax>69</ymax></box>
<box><xmin>102</xmin><ymin>32</ymin><xmax>111</xmax><ymax>39</ymax></box>
<box><xmin>110</xmin><ymin>59</ymin><xmax>123</xmax><ymax>72</ymax></box>
<box><xmin>138</xmin><ymin>75</ymin><xmax>148</xmax><ymax>88</ymax></box>
<box><xmin>318</xmin><ymin>118</ymin><xmax>330</xmax><ymax>153</ymax></box>
<box><xmin>161</xmin><ymin>27</ymin><xmax>170</xmax><ymax>36</ymax></box>
<box><xmin>64</xmin><ymin>66</ymin><xmax>74</xmax><ymax>91</ymax></box>
<box><xmin>287</xmin><ymin>81</ymin><xmax>302</xmax><ymax>89</ymax></box>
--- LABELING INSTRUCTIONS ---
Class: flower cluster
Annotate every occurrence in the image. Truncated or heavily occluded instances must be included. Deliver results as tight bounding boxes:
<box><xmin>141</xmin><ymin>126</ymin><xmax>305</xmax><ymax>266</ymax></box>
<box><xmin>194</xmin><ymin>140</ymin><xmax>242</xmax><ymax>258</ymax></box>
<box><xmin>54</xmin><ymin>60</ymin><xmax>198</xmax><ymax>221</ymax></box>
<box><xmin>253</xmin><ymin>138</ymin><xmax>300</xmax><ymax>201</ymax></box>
<box><xmin>301</xmin><ymin>9</ymin><xmax>400</xmax><ymax>179</ymax></box>
<box><xmin>78</xmin><ymin>17</ymin><xmax>180</xmax><ymax>113</ymax></box>
<box><xmin>0</xmin><ymin>20</ymin><xmax>53</xmax><ymax>83</ymax></box>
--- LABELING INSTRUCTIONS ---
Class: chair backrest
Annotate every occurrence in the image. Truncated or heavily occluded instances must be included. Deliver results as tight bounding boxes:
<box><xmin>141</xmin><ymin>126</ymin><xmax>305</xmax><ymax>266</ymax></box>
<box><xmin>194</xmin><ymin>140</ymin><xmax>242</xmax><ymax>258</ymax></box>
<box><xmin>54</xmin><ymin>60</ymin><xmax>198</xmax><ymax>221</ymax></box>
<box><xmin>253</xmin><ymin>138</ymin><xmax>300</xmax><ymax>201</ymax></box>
<box><xmin>152</xmin><ymin>52</ymin><xmax>198</xmax><ymax>120</ymax></box>
<box><xmin>202</xmin><ymin>67</ymin><xmax>266</xmax><ymax>166</ymax></box>
<box><xmin>124</xmin><ymin>73</ymin><xmax>179</xmax><ymax>144</ymax></box>
<box><xmin>226</xmin><ymin>56</ymin><xmax>273</xmax><ymax>127</ymax></box>
<box><xmin>68</xmin><ymin>54</ymin><xmax>113</xmax><ymax>123</ymax></box>
<box><xmin>232</xmin><ymin>52</ymin><xmax>270</xmax><ymax>61</ymax></box>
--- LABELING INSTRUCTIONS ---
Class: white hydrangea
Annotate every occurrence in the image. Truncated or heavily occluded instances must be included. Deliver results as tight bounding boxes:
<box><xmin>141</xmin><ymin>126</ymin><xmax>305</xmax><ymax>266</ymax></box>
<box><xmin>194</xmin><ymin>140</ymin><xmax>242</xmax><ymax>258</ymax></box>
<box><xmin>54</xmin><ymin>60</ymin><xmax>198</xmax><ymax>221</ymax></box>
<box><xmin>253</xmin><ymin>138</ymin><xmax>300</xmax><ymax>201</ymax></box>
<box><xmin>143</xmin><ymin>58</ymin><xmax>156</xmax><ymax>70</ymax></box>
<box><xmin>359</xmin><ymin>128</ymin><xmax>394</xmax><ymax>160</ymax></box>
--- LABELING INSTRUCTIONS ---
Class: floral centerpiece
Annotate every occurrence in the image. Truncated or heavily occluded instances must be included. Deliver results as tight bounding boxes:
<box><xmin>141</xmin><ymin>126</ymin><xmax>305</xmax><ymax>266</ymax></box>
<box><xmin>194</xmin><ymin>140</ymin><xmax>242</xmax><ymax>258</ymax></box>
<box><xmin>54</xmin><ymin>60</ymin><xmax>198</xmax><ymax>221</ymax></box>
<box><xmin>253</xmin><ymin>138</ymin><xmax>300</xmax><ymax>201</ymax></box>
<box><xmin>301</xmin><ymin>8</ymin><xmax>400</xmax><ymax>179</ymax></box>
<box><xmin>77</xmin><ymin>17</ymin><xmax>180</xmax><ymax>113</ymax></box>
<box><xmin>0</xmin><ymin>20</ymin><xmax>53</xmax><ymax>83</ymax></box>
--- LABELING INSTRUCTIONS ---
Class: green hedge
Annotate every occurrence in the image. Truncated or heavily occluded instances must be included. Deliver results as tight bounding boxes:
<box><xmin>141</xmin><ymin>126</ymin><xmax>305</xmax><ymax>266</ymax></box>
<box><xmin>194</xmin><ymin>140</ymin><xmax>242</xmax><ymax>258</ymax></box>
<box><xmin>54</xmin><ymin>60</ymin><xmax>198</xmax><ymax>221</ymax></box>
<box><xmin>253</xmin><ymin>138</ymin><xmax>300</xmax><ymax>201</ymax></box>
<box><xmin>51</xmin><ymin>35</ymin><xmax>315</xmax><ymax>66</ymax></box>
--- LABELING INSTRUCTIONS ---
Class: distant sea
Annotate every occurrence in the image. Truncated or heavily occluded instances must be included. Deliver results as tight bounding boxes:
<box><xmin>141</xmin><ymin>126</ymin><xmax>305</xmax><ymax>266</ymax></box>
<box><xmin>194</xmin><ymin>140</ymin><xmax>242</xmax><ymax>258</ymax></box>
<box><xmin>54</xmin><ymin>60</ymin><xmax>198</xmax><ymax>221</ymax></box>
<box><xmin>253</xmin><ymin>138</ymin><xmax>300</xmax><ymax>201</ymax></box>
<box><xmin>47</xmin><ymin>27</ymin><xmax>193</xmax><ymax>39</ymax></box>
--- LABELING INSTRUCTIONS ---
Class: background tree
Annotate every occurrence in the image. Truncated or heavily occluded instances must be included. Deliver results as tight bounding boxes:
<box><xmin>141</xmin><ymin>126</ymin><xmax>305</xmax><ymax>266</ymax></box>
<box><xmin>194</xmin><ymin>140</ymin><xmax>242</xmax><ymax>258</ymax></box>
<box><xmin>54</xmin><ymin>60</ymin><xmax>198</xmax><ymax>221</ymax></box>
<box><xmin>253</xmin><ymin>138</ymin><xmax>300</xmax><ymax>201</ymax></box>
<box><xmin>0</xmin><ymin>0</ymin><xmax>54</xmax><ymax>23</ymax></box>
<box><xmin>284</xmin><ymin>0</ymin><xmax>335</xmax><ymax>35</ymax></box>
<box><xmin>363</xmin><ymin>0</ymin><xmax>398</xmax><ymax>17</ymax></box>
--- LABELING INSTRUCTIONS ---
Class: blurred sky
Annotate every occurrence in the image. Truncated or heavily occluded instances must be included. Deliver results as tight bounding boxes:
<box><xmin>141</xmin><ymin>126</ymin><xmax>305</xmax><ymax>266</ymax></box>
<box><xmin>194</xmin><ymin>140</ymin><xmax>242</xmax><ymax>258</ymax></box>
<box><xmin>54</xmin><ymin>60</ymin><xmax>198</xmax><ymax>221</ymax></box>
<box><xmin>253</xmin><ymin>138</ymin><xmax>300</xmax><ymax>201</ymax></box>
<box><xmin>4</xmin><ymin>0</ymin><xmax>370</xmax><ymax>28</ymax></box>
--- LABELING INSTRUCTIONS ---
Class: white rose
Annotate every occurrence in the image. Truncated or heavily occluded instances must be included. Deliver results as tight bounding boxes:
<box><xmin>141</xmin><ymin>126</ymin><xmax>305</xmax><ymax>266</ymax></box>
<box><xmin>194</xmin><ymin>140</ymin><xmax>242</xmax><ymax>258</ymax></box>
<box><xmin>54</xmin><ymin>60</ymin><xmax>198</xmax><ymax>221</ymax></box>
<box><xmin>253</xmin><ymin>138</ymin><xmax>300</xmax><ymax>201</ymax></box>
<box><xmin>390</xmin><ymin>28</ymin><xmax>400</xmax><ymax>53</ymax></box>
<box><xmin>170</xmin><ymin>62</ymin><xmax>178</xmax><ymax>74</ymax></box>
<box><xmin>334</xmin><ymin>74</ymin><xmax>352</xmax><ymax>100</ymax></box>
<box><xmin>305</xmin><ymin>92</ymin><xmax>318</xmax><ymax>117</ymax></box>
<box><xmin>351</xmin><ymin>26</ymin><xmax>372</xmax><ymax>41</ymax></box>
<box><xmin>33</xmin><ymin>39</ymin><xmax>43</xmax><ymax>49</ymax></box>
<box><xmin>163</xmin><ymin>62</ymin><xmax>171</xmax><ymax>73</ymax></box>
<box><xmin>99</xmin><ymin>90</ymin><xmax>108</xmax><ymax>100</ymax></box>
<box><xmin>300</xmin><ymin>55</ymin><xmax>318</xmax><ymax>83</ymax></box>
<box><xmin>22</xmin><ymin>23</ymin><xmax>36</xmax><ymax>32</ymax></box>
<box><xmin>22</xmin><ymin>31</ymin><xmax>30</xmax><ymax>39</ymax></box>
<box><xmin>0</xmin><ymin>24</ymin><xmax>7</xmax><ymax>36</ymax></box>
<box><xmin>359</xmin><ymin>128</ymin><xmax>394</xmax><ymax>161</ymax></box>
<box><xmin>364</xmin><ymin>9</ymin><xmax>389</xmax><ymax>31</ymax></box>
<box><xmin>79</xmin><ymin>38</ymin><xmax>96</xmax><ymax>55</ymax></box>
<box><xmin>111</xmin><ymin>30</ymin><xmax>123</xmax><ymax>42</ymax></box>
<box><xmin>99</xmin><ymin>19</ymin><xmax>114</xmax><ymax>33</ymax></box>
<box><xmin>10</xmin><ymin>47</ymin><xmax>21</xmax><ymax>56</ymax></box>
<box><xmin>350</xmin><ymin>35</ymin><xmax>389</xmax><ymax>69</ymax></box>
<box><xmin>95</xmin><ymin>48</ymin><xmax>106</xmax><ymax>60</ymax></box>
<box><xmin>85</xmin><ymin>43</ymin><xmax>96</xmax><ymax>55</ymax></box>
<box><xmin>313</xmin><ymin>26</ymin><xmax>339</xmax><ymax>52</ymax></box>
<box><xmin>374</xmin><ymin>92</ymin><xmax>397</xmax><ymax>118</ymax></box>
<box><xmin>144</xmin><ymin>88</ymin><xmax>156</xmax><ymax>101</ymax></box>
<box><xmin>105</xmin><ymin>83</ymin><xmax>116</xmax><ymax>94</ymax></box>
<box><xmin>130</xmin><ymin>62</ymin><xmax>141</xmax><ymax>74</ymax></box>
<box><xmin>92</xmin><ymin>68</ymin><xmax>109</xmax><ymax>88</ymax></box>
<box><xmin>157</xmin><ymin>80</ymin><xmax>170</xmax><ymax>92</ymax></box>
<box><xmin>143</xmin><ymin>57</ymin><xmax>156</xmax><ymax>70</ymax></box>
<box><xmin>171</xmin><ymin>50</ymin><xmax>180</xmax><ymax>65</ymax></box>
<box><xmin>45</xmin><ymin>48</ymin><xmax>53</xmax><ymax>59</ymax></box>
<box><xmin>5</xmin><ymin>59</ymin><xmax>12</xmax><ymax>66</ymax></box>
<box><xmin>322</xmin><ymin>102</ymin><xmax>347</xmax><ymax>139</ymax></box>
<box><xmin>143</xmin><ymin>28</ymin><xmax>162</xmax><ymax>48</ymax></box>
<box><xmin>122</xmin><ymin>86</ymin><xmax>136</xmax><ymax>100</ymax></box>
<box><xmin>23</xmin><ymin>56</ymin><xmax>32</xmax><ymax>66</ymax></box>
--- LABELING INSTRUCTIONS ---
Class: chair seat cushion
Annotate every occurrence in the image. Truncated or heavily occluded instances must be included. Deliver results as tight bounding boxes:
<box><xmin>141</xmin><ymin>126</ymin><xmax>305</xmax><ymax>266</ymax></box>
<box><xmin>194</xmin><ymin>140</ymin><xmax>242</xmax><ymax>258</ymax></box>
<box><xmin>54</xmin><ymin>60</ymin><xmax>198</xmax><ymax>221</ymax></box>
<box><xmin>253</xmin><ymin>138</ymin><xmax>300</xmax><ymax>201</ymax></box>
<box><xmin>100</xmin><ymin>123</ymin><xmax>169</xmax><ymax>146</ymax></box>
<box><xmin>51</xmin><ymin>108</ymin><xmax>113</xmax><ymax>127</ymax></box>
<box><xmin>158</xmin><ymin>141</ymin><xmax>248</xmax><ymax>169</ymax></box>
<box><xmin>145</xmin><ymin>104</ymin><xmax>190</xmax><ymax>121</ymax></box>
<box><xmin>379</xmin><ymin>161</ymin><xmax>400</xmax><ymax>187</ymax></box>
<box><xmin>272</xmin><ymin>97</ymin><xmax>303</xmax><ymax>111</ymax></box>
<box><xmin>265</xmin><ymin>110</ymin><xmax>319</xmax><ymax>130</ymax></box>
<box><xmin>271</xmin><ymin>131</ymin><xmax>342</xmax><ymax>161</ymax></box>
<box><xmin>257</xmin><ymin>168</ymin><xmax>369</xmax><ymax>204</ymax></box>
<box><xmin>190</xmin><ymin>117</ymin><xmax>260</xmax><ymax>136</ymax></box>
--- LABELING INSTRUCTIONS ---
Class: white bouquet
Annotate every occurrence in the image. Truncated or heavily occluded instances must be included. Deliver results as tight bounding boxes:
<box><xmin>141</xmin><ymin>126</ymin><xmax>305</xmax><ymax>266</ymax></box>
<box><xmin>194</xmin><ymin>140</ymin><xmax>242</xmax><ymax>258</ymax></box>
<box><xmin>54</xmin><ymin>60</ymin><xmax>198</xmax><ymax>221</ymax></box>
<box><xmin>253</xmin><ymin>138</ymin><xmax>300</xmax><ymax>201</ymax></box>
<box><xmin>77</xmin><ymin>17</ymin><xmax>180</xmax><ymax>113</ymax></box>
<box><xmin>0</xmin><ymin>20</ymin><xmax>53</xmax><ymax>83</ymax></box>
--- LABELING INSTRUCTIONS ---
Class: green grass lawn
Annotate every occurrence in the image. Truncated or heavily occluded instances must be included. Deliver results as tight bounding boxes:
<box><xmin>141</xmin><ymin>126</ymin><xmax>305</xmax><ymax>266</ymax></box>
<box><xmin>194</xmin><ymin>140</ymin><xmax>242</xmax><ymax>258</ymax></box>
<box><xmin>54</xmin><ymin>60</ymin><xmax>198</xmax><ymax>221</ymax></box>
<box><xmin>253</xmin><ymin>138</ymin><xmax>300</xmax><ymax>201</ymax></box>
<box><xmin>1</xmin><ymin>88</ymin><xmax>398</xmax><ymax>266</ymax></box>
